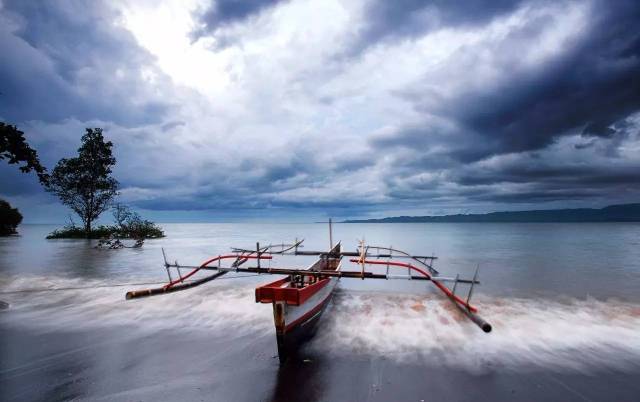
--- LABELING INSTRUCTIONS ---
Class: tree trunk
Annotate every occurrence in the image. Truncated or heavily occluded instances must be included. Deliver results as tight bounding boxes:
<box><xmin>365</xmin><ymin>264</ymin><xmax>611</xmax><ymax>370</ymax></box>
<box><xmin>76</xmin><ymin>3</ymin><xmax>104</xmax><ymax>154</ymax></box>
<box><xmin>84</xmin><ymin>218</ymin><xmax>92</xmax><ymax>237</ymax></box>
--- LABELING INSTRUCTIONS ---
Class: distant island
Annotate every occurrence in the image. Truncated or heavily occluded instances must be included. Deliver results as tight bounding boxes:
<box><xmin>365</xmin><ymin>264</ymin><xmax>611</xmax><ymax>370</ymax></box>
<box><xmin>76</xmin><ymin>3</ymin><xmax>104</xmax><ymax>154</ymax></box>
<box><xmin>344</xmin><ymin>203</ymin><xmax>640</xmax><ymax>223</ymax></box>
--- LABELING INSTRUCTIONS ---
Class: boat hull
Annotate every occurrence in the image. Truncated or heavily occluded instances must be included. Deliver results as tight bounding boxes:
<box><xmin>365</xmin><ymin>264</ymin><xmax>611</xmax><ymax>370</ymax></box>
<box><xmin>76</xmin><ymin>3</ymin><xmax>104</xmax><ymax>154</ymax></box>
<box><xmin>274</xmin><ymin>277</ymin><xmax>338</xmax><ymax>362</ymax></box>
<box><xmin>256</xmin><ymin>242</ymin><xmax>342</xmax><ymax>363</ymax></box>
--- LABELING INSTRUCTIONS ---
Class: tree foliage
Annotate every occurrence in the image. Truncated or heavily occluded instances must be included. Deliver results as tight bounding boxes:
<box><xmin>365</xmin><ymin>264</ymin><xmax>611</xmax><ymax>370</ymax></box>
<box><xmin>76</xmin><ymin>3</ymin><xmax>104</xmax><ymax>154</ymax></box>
<box><xmin>46</xmin><ymin>128</ymin><xmax>118</xmax><ymax>236</ymax></box>
<box><xmin>0</xmin><ymin>199</ymin><xmax>23</xmax><ymax>236</ymax></box>
<box><xmin>0</xmin><ymin>122</ymin><xmax>47</xmax><ymax>235</ymax></box>
<box><xmin>0</xmin><ymin>122</ymin><xmax>48</xmax><ymax>184</ymax></box>
<box><xmin>111</xmin><ymin>203</ymin><xmax>164</xmax><ymax>239</ymax></box>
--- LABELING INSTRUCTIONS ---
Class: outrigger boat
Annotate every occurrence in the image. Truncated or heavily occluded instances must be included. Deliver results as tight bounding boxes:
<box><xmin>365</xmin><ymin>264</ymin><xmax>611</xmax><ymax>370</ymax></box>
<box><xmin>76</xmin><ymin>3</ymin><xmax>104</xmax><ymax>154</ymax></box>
<box><xmin>255</xmin><ymin>242</ymin><xmax>342</xmax><ymax>361</ymax></box>
<box><xmin>126</xmin><ymin>222</ymin><xmax>492</xmax><ymax>363</ymax></box>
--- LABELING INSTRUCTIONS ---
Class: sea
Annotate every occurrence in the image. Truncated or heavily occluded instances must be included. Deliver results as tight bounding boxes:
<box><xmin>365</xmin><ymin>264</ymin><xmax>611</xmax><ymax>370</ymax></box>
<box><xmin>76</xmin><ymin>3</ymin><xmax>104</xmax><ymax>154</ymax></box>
<box><xmin>1</xmin><ymin>223</ymin><xmax>639</xmax><ymax>401</ymax></box>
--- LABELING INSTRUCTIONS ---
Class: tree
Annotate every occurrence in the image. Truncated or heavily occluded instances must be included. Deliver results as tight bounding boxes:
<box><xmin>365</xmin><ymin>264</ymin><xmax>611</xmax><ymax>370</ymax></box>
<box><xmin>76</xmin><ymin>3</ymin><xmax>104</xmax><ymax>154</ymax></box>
<box><xmin>46</xmin><ymin>128</ymin><xmax>118</xmax><ymax>236</ymax></box>
<box><xmin>0</xmin><ymin>199</ymin><xmax>22</xmax><ymax>236</ymax></box>
<box><xmin>0</xmin><ymin>122</ymin><xmax>48</xmax><ymax>184</ymax></box>
<box><xmin>0</xmin><ymin>122</ymin><xmax>48</xmax><ymax>236</ymax></box>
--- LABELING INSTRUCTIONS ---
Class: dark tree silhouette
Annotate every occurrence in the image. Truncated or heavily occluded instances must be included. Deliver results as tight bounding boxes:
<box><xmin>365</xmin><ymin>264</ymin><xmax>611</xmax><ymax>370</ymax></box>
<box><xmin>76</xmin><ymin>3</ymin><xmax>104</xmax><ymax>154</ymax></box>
<box><xmin>0</xmin><ymin>122</ymin><xmax>48</xmax><ymax>235</ymax></box>
<box><xmin>0</xmin><ymin>199</ymin><xmax>22</xmax><ymax>236</ymax></box>
<box><xmin>46</xmin><ymin>128</ymin><xmax>119</xmax><ymax>236</ymax></box>
<box><xmin>0</xmin><ymin>122</ymin><xmax>48</xmax><ymax>184</ymax></box>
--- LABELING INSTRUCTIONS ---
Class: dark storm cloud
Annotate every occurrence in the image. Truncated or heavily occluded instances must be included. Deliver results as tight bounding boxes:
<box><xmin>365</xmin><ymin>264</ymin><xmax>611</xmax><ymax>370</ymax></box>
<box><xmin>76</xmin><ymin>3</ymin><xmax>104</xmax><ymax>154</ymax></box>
<box><xmin>0</xmin><ymin>1</ymin><xmax>173</xmax><ymax>126</ymax></box>
<box><xmin>469</xmin><ymin>189</ymin><xmax>602</xmax><ymax>203</ymax></box>
<box><xmin>160</xmin><ymin>121</ymin><xmax>186</xmax><ymax>132</ymax></box>
<box><xmin>333</xmin><ymin>155</ymin><xmax>376</xmax><ymax>173</ymax></box>
<box><xmin>372</xmin><ymin>117</ymin><xmax>640</xmax><ymax>209</ymax></box>
<box><xmin>395</xmin><ymin>0</ymin><xmax>640</xmax><ymax>161</ymax></box>
<box><xmin>435</xmin><ymin>127</ymin><xmax>640</xmax><ymax>205</ymax></box>
<box><xmin>355</xmin><ymin>0</ymin><xmax>524</xmax><ymax>52</ymax></box>
<box><xmin>138</xmin><ymin>196</ymin><xmax>377</xmax><ymax>211</ymax></box>
<box><xmin>191</xmin><ymin>0</ymin><xmax>286</xmax><ymax>40</ymax></box>
<box><xmin>231</xmin><ymin>150</ymin><xmax>318</xmax><ymax>188</ymax></box>
<box><xmin>456</xmin><ymin>163</ymin><xmax>640</xmax><ymax>187</ymax></box>
<box><xmin>122</xmin><ymin>143</ymin><xmax>381</xmax><ymax>212</ymax></box>
<box><xmin>359</xmin><ymin>0</ymin><xmax>640</xmax><ymax>210</ymax></box>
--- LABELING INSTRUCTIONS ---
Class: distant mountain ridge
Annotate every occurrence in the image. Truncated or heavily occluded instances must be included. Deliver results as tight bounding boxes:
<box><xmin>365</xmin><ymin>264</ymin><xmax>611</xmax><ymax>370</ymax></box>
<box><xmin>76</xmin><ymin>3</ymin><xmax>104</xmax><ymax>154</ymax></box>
<box><xmin>343</xmin><ymin>203</ymin><xmax>640</xmax><ymax>223</ymax></box>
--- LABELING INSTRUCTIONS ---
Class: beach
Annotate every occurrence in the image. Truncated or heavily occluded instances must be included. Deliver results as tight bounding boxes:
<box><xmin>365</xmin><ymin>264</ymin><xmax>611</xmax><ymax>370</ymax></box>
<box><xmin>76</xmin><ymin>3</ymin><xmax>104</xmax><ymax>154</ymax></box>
<box><xmin>1</xmin><ymin>223</ymin><xmax>640</xmax><ymax>401</ymax></box>
<box><xmin>3</xmin><ymin>323</ymin><xmax>640</xmax><ymax>402</ymax></box>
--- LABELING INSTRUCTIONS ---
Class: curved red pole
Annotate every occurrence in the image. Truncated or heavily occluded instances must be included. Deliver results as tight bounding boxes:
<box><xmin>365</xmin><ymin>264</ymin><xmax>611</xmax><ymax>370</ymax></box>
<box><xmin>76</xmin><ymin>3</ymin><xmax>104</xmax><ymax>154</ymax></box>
<box><xmin>349</xmin><ymin>258</ymin><xmax>478</xmax><ymax>313</ymax></box>
<box><xmin>164</xmin><ymin>254</ymin><xmax>272</xmax><ymax>289</ymax></box>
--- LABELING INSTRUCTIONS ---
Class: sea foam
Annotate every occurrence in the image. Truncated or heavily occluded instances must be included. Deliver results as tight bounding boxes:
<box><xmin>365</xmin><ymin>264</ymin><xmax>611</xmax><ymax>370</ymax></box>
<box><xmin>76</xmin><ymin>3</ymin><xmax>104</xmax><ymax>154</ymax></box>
<box><xmin>2</xmin><ymin>274</ymin><xmax>639</xmax><ymax>373</ymax></box>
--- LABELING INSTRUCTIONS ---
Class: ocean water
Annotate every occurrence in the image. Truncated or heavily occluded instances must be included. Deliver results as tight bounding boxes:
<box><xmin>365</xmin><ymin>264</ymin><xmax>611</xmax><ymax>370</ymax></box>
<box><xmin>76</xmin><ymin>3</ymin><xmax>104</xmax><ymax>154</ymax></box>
<box><xmin>1</xmin><ymin>223</ymin><xmax>640</xmax><ymax>401</ymax></box>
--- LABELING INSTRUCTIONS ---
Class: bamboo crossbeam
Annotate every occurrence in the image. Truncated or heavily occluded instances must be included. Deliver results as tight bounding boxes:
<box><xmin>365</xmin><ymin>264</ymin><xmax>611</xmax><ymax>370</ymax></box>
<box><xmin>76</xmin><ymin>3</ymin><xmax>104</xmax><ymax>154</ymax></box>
<box><xmin>227</xmin><ymin>249</ymin><xmax>437</xmax><ymax>259</ymax></box>
<box><xmin>131</xmin><ymin>264</ymin><xmax>480</xmax><ymax>285</ymax></box>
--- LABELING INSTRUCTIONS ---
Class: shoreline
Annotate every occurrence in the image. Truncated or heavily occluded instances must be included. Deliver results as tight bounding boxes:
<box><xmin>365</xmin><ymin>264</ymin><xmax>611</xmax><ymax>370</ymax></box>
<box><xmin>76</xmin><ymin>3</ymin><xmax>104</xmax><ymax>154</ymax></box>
<box><xmin>2</xmin><ymin>323</ymin><xmax>640</xmax><ymax>402</ymax></box>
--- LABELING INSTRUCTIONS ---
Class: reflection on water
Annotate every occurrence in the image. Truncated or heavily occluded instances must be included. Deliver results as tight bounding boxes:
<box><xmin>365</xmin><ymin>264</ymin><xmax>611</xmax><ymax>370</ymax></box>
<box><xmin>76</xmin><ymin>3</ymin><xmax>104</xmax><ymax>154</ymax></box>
<box><xmin>270</xmin><ymin>349</ymin><xmax>327</xmax><ymax>402</ymax></box>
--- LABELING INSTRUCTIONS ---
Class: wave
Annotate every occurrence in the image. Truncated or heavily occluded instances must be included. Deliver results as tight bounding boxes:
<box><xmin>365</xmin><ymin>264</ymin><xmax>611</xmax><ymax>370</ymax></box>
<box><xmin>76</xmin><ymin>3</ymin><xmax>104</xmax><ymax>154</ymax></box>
<box><xmin>311</xmin><ymin>290</ymin><xmax>640</xmax><ymax>373</ymax></box>
<box><xmin>2</xmin><ymin>275</ymin><xmax>639</xmax><ymax>372</ymax></box>
<box><xmin>0</xmin><ymin>274</ymin><xmax>274</xmax><ymax>336</ymax></box>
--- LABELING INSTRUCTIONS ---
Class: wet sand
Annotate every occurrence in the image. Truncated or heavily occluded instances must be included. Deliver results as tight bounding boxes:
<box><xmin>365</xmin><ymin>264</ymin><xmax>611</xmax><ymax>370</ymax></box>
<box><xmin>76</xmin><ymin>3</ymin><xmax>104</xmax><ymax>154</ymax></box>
<box><xmin>2</xmin><ymin>323</ymin><xmax>640</xmax><ymax>402</ymax></box>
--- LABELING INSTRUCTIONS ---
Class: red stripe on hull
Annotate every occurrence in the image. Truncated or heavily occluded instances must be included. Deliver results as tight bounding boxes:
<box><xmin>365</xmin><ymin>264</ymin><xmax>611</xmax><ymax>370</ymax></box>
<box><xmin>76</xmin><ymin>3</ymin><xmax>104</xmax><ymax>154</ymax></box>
<box><xmin>283</xmin><ymin>289</ymin><xmax>334</xmax><ymax>333</ymax></box>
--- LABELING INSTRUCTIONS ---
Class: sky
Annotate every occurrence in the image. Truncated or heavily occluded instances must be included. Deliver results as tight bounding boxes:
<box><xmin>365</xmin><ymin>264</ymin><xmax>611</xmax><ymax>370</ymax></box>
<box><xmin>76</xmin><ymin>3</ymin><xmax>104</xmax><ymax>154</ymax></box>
<box><xmin>1</xmin><ymin>0</ymin><xmax>639</xmax><ymax>223</ymax></box>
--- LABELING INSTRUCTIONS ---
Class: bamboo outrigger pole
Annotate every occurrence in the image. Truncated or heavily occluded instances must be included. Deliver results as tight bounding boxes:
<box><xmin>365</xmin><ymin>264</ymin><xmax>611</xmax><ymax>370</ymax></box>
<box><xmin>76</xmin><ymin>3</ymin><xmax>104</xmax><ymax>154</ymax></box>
<box><xmin>350</xmin><ymin>258</ymin><xmax>492</xmax><ymax>332</ymax></box>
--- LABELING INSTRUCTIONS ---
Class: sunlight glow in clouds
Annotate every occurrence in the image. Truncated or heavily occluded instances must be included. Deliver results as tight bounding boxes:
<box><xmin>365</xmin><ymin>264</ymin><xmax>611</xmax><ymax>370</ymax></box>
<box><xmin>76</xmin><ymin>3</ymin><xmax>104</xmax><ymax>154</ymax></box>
<box><xmin>118</xmin><ymin>0</ymin><xmax>232</xmax><ymax>94</ymax></box>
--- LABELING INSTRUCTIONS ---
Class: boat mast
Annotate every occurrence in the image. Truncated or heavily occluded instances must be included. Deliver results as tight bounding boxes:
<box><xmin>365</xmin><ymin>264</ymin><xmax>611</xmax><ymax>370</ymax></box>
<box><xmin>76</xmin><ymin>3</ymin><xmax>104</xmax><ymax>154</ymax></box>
<box><xmin>328</xmin><ymin>218</ymin><xmax>333</xmax><ymax>249</ymax></box>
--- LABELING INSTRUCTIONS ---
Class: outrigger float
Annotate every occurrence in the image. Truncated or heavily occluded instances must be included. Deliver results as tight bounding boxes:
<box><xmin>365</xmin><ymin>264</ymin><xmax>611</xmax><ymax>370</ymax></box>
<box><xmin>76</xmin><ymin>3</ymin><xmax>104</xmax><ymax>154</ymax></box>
<box><xmin>126</xmin><ymin>222</ymin><xmax>492</xmax><ymax>363</ymax></box>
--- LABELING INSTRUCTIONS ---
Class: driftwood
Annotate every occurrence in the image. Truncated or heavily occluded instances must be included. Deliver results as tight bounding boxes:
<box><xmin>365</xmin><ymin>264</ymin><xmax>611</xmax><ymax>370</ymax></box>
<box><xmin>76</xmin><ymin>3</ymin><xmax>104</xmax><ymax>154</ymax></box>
<box><xmin>96</xmin><ymin>235</ymin><xmax>144</xmax><ymax>249</ymax></box>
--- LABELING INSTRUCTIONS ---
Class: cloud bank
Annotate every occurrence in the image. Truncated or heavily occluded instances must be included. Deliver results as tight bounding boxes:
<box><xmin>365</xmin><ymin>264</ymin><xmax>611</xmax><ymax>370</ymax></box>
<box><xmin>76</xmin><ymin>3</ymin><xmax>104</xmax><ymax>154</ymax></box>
<box><xmin>1</xmin><ymin>0</ymin><xmax>639</xmax><ymax>221</ymax></box>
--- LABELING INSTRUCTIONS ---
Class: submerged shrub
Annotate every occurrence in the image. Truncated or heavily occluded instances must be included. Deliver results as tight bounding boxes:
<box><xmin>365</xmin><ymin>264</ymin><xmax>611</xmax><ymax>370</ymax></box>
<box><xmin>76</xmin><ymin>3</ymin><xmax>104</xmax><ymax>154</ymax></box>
<box><xmin>46</xmin><ymin>224</ymin><xmax>114</xmax><ymax>239</ymax></box>
<box><xmin>46</xmin><ymin>205</ymin><xmax>164</xmax><ymax>240</ymax></box>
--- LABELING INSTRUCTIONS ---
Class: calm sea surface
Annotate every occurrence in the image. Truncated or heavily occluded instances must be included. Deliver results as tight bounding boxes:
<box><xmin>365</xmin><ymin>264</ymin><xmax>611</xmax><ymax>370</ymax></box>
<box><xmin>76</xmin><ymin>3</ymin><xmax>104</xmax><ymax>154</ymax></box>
<box><xmin>1</xmin><ymin>223</ymin><xmax>640</xmax><ymax>401</ymax></box>
<box><xmin>2</xmin><ymin>222</ymin><xmax>639</xmax><ymax>299</ymax></box>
